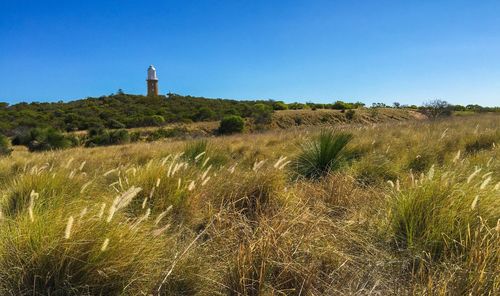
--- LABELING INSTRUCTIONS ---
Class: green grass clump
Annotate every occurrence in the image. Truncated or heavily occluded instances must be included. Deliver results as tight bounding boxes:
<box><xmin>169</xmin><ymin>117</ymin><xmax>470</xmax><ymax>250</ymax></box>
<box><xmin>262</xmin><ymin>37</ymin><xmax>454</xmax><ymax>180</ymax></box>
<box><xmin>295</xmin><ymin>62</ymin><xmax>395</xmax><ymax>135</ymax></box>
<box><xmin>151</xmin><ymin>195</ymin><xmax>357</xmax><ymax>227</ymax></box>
<box><xmin>183</xmin><ymin>139</ymin><xmax>208</xmax><ymax>163</ymax></box>
<box><xmin>0</xmin><ymin>204</ymin><xmax>169</xmax><ymax>295</ymax></box>
<box><xmin>465</xmin><ymin>133</ymin><xmax>498</xmax><ymax>154</ymax></box>
<box><xmin>351</xmin><ymin>154</ymin><xmax>399</xmax><ymax>186</ymax></box>
<box><xmin>388</xmin><ymin>166</ymin><xmax>499</xmax><ymax>258</ymax></box>
<box><xmin>294</xmin><ymin>130</ymin><xmax>353</xmax><ymax>179</ymax></box>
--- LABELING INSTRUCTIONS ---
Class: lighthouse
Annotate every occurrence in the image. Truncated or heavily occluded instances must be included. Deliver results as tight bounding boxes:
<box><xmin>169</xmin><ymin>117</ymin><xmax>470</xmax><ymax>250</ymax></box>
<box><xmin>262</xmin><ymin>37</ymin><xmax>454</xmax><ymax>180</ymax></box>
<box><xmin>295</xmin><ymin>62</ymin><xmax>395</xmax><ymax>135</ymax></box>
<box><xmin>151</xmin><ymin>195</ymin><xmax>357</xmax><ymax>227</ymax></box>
<box><xmin>147</xmin><ymin>65</ymin><xmax>159</xmax><ymax>96</ymax></box>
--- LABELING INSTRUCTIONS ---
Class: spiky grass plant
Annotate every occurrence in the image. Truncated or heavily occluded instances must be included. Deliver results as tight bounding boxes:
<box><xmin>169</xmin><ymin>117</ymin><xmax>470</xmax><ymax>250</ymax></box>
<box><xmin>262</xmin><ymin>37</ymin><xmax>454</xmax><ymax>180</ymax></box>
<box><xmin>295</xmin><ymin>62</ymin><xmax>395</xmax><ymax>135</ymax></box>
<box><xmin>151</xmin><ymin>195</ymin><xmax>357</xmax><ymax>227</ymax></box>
<box><xmin>294</xmin><ymin>129</ymin><xmax>353</xmax><ymax>179</ymax></box>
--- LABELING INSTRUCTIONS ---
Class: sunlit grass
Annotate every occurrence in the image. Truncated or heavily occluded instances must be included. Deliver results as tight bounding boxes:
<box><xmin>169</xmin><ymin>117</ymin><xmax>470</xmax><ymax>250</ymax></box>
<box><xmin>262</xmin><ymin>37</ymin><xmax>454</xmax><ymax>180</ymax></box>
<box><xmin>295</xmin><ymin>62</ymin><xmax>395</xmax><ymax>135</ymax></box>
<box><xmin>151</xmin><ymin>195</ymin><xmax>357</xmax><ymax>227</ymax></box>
<box><xmin>0</xmin><ymin>114</ymin><xmax>498</xmax><ymax>295</ymax></box>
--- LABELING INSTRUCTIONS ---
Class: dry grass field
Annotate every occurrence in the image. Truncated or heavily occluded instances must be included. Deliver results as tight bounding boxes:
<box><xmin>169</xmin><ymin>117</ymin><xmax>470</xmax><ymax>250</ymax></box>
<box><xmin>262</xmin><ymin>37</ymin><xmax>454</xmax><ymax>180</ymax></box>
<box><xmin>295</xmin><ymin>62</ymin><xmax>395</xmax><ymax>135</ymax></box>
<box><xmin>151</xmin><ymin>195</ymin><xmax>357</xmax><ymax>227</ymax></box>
<box><xmin>0</xmin><ymin>114</ymin><xmax>498</xmax><ymax>295</ymax></box>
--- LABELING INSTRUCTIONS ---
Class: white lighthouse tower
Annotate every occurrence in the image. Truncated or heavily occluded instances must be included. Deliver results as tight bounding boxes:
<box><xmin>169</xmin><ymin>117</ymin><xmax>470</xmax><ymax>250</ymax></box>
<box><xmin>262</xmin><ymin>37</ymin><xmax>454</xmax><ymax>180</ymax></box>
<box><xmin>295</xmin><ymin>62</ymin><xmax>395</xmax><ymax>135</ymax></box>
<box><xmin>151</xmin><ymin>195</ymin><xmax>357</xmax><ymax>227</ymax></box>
<box><xmin>147</xmin><ymin>65</ymin><xmax>159</xmax><ymax>96</ymax></box>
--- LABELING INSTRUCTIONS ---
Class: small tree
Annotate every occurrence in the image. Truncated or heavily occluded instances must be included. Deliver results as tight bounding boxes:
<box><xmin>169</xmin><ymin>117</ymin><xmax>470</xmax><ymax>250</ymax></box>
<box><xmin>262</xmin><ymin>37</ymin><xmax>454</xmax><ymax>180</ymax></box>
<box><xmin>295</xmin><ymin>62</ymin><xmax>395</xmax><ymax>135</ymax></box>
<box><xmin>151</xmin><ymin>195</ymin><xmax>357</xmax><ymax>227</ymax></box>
<box><xmin>421</xmin><ymin>100</ymin><xmax>452</xmax><ymax>119</ymax></box>
<box><xmin>219</xmin><ymin>115</ymin><xmax>244</xmax><ymax>135</ymax></box>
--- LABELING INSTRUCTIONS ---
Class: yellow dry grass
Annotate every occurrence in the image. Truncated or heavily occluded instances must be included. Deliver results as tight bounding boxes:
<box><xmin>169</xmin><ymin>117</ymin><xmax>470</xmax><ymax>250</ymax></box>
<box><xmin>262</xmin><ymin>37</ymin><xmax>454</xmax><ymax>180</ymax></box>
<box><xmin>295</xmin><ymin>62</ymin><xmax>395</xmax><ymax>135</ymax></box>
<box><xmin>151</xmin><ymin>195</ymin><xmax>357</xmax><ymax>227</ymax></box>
<box><xmin>0</xmin><ymin>114</ymin><xmax>498</xmax><ymax>295</ymax></box>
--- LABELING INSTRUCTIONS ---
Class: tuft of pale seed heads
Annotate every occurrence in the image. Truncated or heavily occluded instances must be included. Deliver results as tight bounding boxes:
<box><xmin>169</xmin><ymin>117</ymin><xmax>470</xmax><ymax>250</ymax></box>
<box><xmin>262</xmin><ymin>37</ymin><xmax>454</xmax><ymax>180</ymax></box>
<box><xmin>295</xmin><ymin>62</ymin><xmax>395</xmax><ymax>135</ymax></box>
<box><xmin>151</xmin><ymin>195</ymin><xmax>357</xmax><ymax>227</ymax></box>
<box><xmin>97</xmin><ymin>203</ymin><xmax>106</xmax><ymax>219</ymax></box>
<box><xmin>479</xmin><ymin>177</ymin><xmax>491</xmax><ymax>190</ymax></box>
<box><xmin>28</xmin><ymin>190</ymin><xmax>38</xmax><ymax>222</ymax></box>
<box><xmin>100</xmin><ymin>238</ymin><xmax>110</xmax><ymax>252</ymax></box>
<box><xmin>155</xmin><ymin>206</ymin><xmax>172</xmax><ymax>225</ymax></box>
<box><xmin>107</xmin><ymin>186</ymin><xmax>142</xmax><ymax>223</ymax></box>
<box><xmin>467</xmin><ymin>167</ymin><xmax>482</xmax><ymax>184</ymax></box>
<box><xmin>188</xmin><ymin>181</ymin><xmax>196</xmax><ymax>191</ymax></box>
<box><xmin>470</xmin><ymin>195</ymin><xmax>479</xmax><ymax>210</ymax></box>
<box><xmin>64</xmin><ymin>216</ymin><xmax>74</xmax><ymax>239</ymax></box>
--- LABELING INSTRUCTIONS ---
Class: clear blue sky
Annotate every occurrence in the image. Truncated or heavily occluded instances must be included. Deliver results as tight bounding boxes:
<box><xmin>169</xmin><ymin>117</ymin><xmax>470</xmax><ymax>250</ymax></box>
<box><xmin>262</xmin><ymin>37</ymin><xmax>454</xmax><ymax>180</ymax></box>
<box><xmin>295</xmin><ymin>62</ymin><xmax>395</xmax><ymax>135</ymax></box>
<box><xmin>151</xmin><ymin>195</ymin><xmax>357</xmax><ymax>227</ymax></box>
<box><xmin>1</xmin><ymin>0</ymin><xmax>499</xmax><ymax>106</ymax></box>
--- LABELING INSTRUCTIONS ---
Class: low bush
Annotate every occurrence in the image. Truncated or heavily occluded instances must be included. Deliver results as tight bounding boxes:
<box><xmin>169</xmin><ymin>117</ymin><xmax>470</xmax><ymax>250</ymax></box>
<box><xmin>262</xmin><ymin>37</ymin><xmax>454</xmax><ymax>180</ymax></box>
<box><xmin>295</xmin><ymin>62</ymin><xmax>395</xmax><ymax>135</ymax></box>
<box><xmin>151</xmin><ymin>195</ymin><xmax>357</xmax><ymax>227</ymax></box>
<box><xmin>251</xmin><ymin>103</ymin><xmax>273</xmax><ymax>126</ymax></box>
<box><xmin>0</xmin><ymin>134</ymin><xmax>11</xmax><ymax>156</ymax></box>
<box><xmin>219</xmin><ymin>115</ymin><xmax>245</xmax><ymax>135</ymax></box>
<box><xmin>146</xmin><ymin>127</ymin><xmax>189</xmax><ymax>141</ymax></box>
<box><xmin>15</xmin><ymin>128</ymin><xmax>77</xmax><ymax>152</ymax></box>
<box><xmin>85</xmin><ymin>129</ymin><xmax>130</xmax><ymax>147</ymax></box>
<box><xmin>272</xmin><ymin>101</ymin><xmax>288</xmax><ymax>110</ymax></box>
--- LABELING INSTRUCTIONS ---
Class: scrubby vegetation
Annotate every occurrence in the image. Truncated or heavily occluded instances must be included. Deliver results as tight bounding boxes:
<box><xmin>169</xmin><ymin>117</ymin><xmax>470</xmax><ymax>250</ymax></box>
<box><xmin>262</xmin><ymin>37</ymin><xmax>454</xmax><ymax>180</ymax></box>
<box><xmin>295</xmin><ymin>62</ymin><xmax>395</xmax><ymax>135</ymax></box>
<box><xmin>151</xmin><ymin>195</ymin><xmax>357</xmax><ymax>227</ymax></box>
<box><xmin>218</xmin><ymin>115</ymin><xmax>245</xmax><ymax>135</ymax></box>
<box><xmin>0</xmin><ymin>134</ymin><xmax>11</xmax><ymax>156</ymax></box>
<box><xmin>0</xmin><ymin>114</ymin><xmax>498</xmax><ymax>295</ymax></box>
<box><xmin>11</xmin><ymin>128</ymin><xmax>78</xmax><ymax>152</ymax></box>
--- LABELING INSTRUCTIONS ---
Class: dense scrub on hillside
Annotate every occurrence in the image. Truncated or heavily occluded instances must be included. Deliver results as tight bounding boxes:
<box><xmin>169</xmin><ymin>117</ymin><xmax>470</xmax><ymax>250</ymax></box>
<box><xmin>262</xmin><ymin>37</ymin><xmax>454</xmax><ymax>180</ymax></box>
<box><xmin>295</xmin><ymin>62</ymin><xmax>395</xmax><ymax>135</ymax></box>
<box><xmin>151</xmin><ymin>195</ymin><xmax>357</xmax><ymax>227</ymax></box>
<box><xmin>0</xmin><ymin>113</ymin><xmax>498</xmax><ymax>295</ymax></box>
<box><xmin>0</xmin><ymin>94</ymin><xmax>281</xmax><ymax>136</ymax></box>
<box><xmin>0</xmin><ymin>94</ymin><xmax>361</xmax><ymax>136</ymax></box>
<box><xmin>2</xmin><ymin>93</ymin><xmax>498</xmax><ymax>141</ymax></box>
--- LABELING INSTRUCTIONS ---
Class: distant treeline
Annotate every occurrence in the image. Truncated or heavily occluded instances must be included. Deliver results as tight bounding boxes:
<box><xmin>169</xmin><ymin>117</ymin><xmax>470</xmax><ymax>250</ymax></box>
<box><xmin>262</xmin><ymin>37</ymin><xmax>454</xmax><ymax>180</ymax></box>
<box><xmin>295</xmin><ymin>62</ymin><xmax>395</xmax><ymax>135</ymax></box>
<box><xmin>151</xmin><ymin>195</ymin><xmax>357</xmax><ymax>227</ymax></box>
<box><xmin>0</xmin><ymin>93</ymin><xmax>498</xmax><ymax>139</ymax></box>
<box><xmin>0</xmin><ymin>93</ymin><xmax>368</xmax><ymax>136</ymax></box>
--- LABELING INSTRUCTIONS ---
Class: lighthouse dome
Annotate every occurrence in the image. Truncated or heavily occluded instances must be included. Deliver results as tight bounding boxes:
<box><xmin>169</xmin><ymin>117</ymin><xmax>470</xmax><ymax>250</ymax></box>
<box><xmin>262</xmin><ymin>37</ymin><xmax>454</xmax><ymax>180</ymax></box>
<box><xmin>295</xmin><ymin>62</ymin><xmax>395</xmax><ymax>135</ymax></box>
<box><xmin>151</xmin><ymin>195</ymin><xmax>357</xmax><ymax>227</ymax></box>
<box><xmin>147</xmin><ymin>65</ymin><xmax>158</xmax><ymax>80</ymax></box>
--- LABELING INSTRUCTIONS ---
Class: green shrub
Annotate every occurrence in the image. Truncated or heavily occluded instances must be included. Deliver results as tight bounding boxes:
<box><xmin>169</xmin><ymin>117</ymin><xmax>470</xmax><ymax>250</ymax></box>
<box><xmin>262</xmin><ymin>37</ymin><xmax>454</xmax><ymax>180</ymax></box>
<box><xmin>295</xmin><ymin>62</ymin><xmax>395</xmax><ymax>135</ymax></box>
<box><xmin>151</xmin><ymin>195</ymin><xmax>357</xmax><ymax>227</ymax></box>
<box><xmin>294</xmin><ymin>130</ymin><xmax>353</xmax><ymax>179</ymax></box>
<box><xmin>106</xmin><ymin>119</ymin><xmax>126</xmax><ymax>129</ymax></box>
<box><xmin>219</xmin><ymin>115</ymin><xmax>245</xmax><ymax>135</ymax></box>
<box><xmin>272</xmin><ymin>101</ymin><xmax>288</xmax><ymax>110</ymax></box>
<box><xmin>252</xmin><ymin>103</ymin><xmax>273</xmax><ymax>126</ymax></box>
<box><xmin>146</xmin><ymin>127</ymin><xmax>189</xmax><ymax>141</ymax></box>
<box><xmin>85</xmin><ymin>129</ymin><xmax>130</xmax><ymax>147</ymax></box>
<box><xmin>24</xmin><ymin>128</ymin><xmax>76</xmax><ymax>152</ymax></box>
<box><xmin>146</xmin><ymin>115</ymin><xmax>166</xmax><ymax>126</ymax></box>
<box><xmin>0</xmin><ymin>134</ymin><xmax>11</xmax><ymax>157</ymax></box>
<box><xmin>195</xmin><ymin>107</ymin><xmax>216</xmax><ymax>121</ymax></box>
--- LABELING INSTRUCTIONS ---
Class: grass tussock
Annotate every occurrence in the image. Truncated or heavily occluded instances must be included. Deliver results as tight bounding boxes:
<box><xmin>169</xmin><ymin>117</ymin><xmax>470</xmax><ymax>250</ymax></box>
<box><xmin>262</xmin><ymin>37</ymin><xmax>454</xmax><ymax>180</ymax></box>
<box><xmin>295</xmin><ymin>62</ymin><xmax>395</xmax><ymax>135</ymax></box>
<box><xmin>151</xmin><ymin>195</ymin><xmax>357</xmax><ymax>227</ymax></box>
<box><xmin>294</xmin><ymin>129</ymin><xmax>353</xmax><ymax>179</ymax></box>
<box><xmin>0</xmin><ymin>114</ymin><xmax>498</xmax><ymax>295</ymax></box>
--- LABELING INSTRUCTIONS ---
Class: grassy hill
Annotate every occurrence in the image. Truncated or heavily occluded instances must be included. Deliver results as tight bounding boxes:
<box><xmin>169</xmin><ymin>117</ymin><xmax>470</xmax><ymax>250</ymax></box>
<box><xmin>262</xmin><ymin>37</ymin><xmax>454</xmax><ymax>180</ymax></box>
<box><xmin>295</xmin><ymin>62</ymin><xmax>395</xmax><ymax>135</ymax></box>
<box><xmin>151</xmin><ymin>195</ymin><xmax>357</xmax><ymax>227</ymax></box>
<box><xmin>0</xmin><ymin>113</ymin><xmax>498</xmax><ymax>294</ymax></box>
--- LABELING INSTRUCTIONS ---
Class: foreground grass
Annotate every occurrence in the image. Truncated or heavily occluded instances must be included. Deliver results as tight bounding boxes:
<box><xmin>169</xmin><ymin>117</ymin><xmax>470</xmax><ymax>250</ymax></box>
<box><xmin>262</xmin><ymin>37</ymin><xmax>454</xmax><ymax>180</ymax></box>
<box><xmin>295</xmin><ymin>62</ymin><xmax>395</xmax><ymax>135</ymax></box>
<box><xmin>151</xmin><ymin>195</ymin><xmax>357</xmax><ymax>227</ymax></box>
<box><xmin>0</xmin><ymin>114</ymin><xmax>498</xmax><ymax>295</ymax></box>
